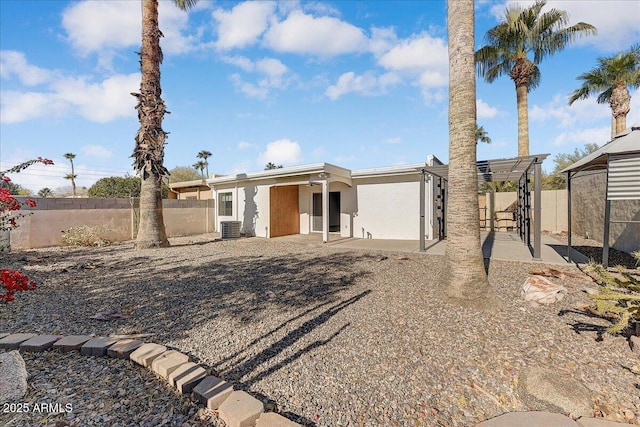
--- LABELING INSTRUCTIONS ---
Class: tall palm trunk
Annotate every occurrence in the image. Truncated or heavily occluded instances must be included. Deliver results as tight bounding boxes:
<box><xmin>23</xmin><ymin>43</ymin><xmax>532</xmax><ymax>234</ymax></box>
<box><xmin>515</xmin><ymin>84</ymin><xmax>529</xmax><ymax>156</ymax></box>
<box><xmin>69</xmin><ymin>159</ymin><xmax>77</xmax><ymax>197</ymax></box>
<box><xmin>610</xmin><ymin>83</ymin><xmax>630</xmax><ymax>137</ymax></box>
<box><xmin>133</xmin><ymin>0</ymin><xmax>169</xmax><ymax>248</ymax></box>
<box><xmin>445</xmin><ymin>0</ymin><xmax>495</xmax><ymax>309</ymax></box>
<box><xmin>510</xmin><ymin>58</ymin><xmax>534</xmax><ymax>157</ymax></box>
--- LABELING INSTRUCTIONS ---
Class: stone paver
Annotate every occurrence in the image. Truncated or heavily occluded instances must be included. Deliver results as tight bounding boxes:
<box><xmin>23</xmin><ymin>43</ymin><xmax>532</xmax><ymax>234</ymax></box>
<box><xmin>107</xmin><ymin>339</ymin><xmax>143</xmax><ymax>359</ymax></box>
<box><xmin>150</xmin><ymin>350</ymin><xmax>189</xmax><ymax>378</ymax></box>
<box><xmin>80</xmin><ymin>337</ymin><xmax>119</xmax><ymax>357</ymax></box>
<box><xmin>130</xmin><ymin>343</ymin><xmax>167</xmax><ymax>367</ymax></box>
<box><xmin>577</xmin><ymin>417</ymin><xmax>632</xmax><ymax>427</ymax></box>
<box><xmin>219</xmin><ymin>390</ymin><xmax>264</xmax><ymax>427</ymax></box>
<box><xmin>0</xmin><ymin>333</ymin><xmax>36</xmax><ymax>350</ymax></box>
<box><xmin>168</xmin><ymin>362</ymin><xmax>207</xmax><ymax>393</ymax></box>
<box><xmin>19</xmin><ymin>335</ymin><xmax>61</xmax><ymax>352</ymax></box>
<box><xmin>255</xmin><ymin>412</ymin><xmax>301</xmax><ymax>427</ymax></box>
<box><xmin>193</xmin><ymin>376</ymin><xmax>235</xmax><ymax>410</ymax></box>
<box><xmin>53</xmin><ymin>335</ymin><xmax>93</xmax><ymax>352</ymax></box>
<box><xmin>476</xmin><ymin>411</ymin><xmax>579</xmax><ymax>427</ymax></box>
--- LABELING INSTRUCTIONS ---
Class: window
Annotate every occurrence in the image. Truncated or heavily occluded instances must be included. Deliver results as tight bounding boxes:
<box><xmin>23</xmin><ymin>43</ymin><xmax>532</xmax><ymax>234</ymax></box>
<box><xmin>218</xmin><ymin>192</ymin><xmax>233</xmax><ymax>216</ymax></box>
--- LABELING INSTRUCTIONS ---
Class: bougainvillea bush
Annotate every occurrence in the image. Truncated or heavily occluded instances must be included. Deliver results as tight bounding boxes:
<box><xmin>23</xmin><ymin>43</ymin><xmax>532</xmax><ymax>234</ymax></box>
<box><xmin>0</xmin><ymin>157</ymin><xmax>53</xmax><ymax>302</ymax></box>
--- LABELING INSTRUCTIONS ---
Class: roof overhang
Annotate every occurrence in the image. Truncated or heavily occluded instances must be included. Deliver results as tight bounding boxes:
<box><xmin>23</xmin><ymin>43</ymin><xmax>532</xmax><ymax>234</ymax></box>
<box><xmin>208</xmin><ymin>162</ymin><xmax>353</xmax><ymax>187</ymax></box>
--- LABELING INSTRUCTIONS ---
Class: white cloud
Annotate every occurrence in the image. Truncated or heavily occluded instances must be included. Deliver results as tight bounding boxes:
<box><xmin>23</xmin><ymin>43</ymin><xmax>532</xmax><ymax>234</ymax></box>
<box><xmin>228</xmin><ymin>57</ymin><xmax>291</xmax><ymax>99</ymax></box>
<box><xmin>1</xmin><ymin>70</ymin><xmax>139</xmax><ymax>124</ymax></box>
<box><xmin>222</xmin><ymin>55</ymin><xmax>255</xmax><ymax>72</ymax></box>
<box><xmin>368</xmin><ymin>27</ymin><xmax>399</xmax><ymax>57</ymax></box>
<box><xmin>530</xmin><ymin>94</ymin><xmax>609</xmax><ymax>128</ymax></box>
<box><xmin>378</xmin><ymin>33</ymin><xmax>448</xmax><ymax>74</ymax></box>
<box><xmin>81</xmin><ymin>144</ymin><xmax>112</xmax><ymax>159</ymax></box>
<box><xmin>325</xmin><ymin>71</ymin><xmax>400</xmax><ymax>100</ymax></box>
<box><xmin>486</xmin><ymin>1</ymin><xmax>639</xmax><ymax>53</ymax></box>
<box><xmin>238</xmin><ymin>141</ymin><xmax>256</xmax><ymax>150</ymax></box>
<box><xmin>477</xmin><ymin>99</ymin><xmax>504</xmax><ymax>119</ymax></box>
<box><xmin>213</xmin><ymin>1</ymin><xmax>276</xmax><ymax>50</ymax></box>
<box><xmin>258</xmin><ymin>139</ymin><xmax>303</xmax><ymax>165</ymax></box>
<box><xmin>51</xmin><ymin>73</ymin><xmax>140</xmax><ymax>123</ymax></box>
<box><xmin>553</xmin><ymin>126</ymin><xmax>610</xmax><ymax>146</ymax></box>
<box><xmin>263</xmin><ymin>11</ymin><xmax>368</xmax><ymax>56</ymax></box>
<box><xmin>0</xmin><ymin>51</ymin><xmax>51</xmax><ymax>86</ymax></box>
<box><xmin>62</xmin><ymin>0</ymin><xmax>199</xmax><ymax>68</ymax></box>
<box><xmin>384</xmin><ymin>137</ymin><xmax>402</xmax><ymax>144</ymax></box>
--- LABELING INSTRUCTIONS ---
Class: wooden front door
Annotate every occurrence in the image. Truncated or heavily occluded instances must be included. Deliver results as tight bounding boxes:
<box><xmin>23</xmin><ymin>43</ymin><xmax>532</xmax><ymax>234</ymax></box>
<box><xmin>270</xmin><ymin>186</ymin><xmax>300</xmax><ymax>237</ymax></box>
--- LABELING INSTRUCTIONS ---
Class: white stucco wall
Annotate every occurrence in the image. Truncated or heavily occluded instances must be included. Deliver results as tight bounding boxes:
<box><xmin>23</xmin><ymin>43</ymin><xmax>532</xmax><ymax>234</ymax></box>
<box><xmin>352</xmin><ymin>176</ymin><xmax>425</xmax><ymax>240</ymax></box>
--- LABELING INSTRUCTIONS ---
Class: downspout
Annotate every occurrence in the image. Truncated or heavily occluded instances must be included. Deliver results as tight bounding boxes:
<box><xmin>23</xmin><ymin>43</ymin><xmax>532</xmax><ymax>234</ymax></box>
<box><xmin>566</xmin><ymin>171</ymin><xmax>572</xmax><ymax>263</ymax></box>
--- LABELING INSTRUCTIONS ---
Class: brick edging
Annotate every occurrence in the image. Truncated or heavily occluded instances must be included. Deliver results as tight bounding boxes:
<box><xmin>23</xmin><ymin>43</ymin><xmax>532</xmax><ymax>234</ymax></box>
<box><xmin>0</xmin><ymin>333</ymin><xmax>300</xmax><ymax>427</ymax></box>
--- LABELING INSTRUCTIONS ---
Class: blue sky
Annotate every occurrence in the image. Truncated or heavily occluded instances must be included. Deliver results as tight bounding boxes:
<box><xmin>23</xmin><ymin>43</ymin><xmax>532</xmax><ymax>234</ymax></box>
<box><xmin>1</xmin><ymin>0</ymin><xmax>639</xmax><ymax>193</ymax></box>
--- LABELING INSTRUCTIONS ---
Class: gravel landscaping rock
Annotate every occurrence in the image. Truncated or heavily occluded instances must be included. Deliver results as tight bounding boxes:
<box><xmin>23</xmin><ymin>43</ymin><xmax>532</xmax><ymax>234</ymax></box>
<box><xmin>1</xmin><ymin>233</ymin><xmax>639</xmax><ymax>426</ymax></box>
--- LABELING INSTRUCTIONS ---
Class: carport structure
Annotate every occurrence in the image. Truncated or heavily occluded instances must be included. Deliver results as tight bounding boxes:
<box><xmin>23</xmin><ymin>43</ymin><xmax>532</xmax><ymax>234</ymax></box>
<box><xmin>561</xmin><ymin>123</ymin><xmax>640</xmax><ymax>267</ymax></box>
<box><xmin>424</xmin><ymin>154</ymin><xmax>548</xmax><ymax>260</ymax></box>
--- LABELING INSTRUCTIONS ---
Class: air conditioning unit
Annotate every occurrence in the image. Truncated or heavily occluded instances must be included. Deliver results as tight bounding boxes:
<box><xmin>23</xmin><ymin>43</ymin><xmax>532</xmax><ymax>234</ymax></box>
<box><xmin>221</xmin><ymin>221</ymin><xmax>241</xmax><ymax>239</ymax></box>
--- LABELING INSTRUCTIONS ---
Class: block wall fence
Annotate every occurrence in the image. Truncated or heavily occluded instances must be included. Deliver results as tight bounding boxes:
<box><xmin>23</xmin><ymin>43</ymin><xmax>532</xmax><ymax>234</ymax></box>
<box><xmin>5</xmin><ymin>198</ymin><xmax>215</xmax><ymax>250</ymax></box>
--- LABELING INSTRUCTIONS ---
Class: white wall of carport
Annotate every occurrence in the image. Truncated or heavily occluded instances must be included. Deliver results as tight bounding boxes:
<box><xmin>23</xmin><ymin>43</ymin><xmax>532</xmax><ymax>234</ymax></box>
<box><xmin>352</xmin><ymin>175</ymin><xmax>426</xmax><ymax>240</ymax></box>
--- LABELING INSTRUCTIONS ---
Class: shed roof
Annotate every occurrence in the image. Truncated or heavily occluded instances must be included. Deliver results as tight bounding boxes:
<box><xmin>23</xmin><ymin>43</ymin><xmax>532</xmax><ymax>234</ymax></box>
<box><xmin>561</xmin><ymin>122</ymin><xmax>640</xmax><ymax>174</ymax></box>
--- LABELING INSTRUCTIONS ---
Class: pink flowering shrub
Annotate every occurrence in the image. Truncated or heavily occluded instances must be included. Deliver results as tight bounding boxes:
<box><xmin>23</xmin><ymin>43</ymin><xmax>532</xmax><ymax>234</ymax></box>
<box><xmin>0</xmin><ymin>157</ymin><xmax>53</xmax><ymax>302</ymax></box>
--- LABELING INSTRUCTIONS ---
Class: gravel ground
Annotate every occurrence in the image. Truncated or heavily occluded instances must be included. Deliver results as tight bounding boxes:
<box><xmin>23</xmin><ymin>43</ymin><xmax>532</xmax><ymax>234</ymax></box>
<box><xmin>1</xmin><ymin>234</ymin><xmax>639</xmax><ymax>426</ymax></box>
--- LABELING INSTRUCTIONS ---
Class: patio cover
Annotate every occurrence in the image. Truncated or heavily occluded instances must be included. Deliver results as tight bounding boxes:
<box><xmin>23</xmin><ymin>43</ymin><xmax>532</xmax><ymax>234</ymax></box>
<box><xmin>561</xmin><ymin>122</ymin><xmax>640</xmax><ymax>267</ymax></box>
<box><xmin>424</xmin><ymin>154</ymin><xmax>549</xmax><ymax>260</ymax></box>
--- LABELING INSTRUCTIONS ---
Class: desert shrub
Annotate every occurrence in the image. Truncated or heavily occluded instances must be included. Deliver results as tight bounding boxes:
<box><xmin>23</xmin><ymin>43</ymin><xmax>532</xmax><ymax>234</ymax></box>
<box><xmin>586</xmin><ymin>253</ymin><xmax>640</xmax><ymax>334</ymax></box>
<box><xmin>62</xmin><ymin>225</ymin><xmax>110</xmax><ymax>247</ymax></box>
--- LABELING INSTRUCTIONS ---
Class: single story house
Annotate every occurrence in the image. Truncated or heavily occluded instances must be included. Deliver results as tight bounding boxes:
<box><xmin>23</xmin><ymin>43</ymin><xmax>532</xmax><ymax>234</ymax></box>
<box><xmin>207</xmin><ymin>156</ymin><xmax>442</xmax><ymax>242</ymax></box>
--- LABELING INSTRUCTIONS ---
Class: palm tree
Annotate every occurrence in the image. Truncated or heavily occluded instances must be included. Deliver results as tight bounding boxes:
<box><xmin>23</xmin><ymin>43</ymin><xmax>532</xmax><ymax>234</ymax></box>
<box><xmin>131</xmin><ymin>0</ymin><xmax>198</xmax><ymax>249</ymax></box>
<box><xmin>569</xmin><ymin>45</ymin><xmax>640</xmax><ymax>138</ymax></box>
<box><xmin>196</xmin><ymin>150</ymin><xmax>212</xmax><ymax>178</ymax></box>
<box><xmin>63</xmin><ymin>153</ymin><xmax>77</xmax><ymax>197</ymax></box>
<box><xmin>38</xmin><ymin>188</ymin><xmax>53</xmax><ymax>198</ymax></box>
<box><xmin>193</xmin><ymin>160</ymin><xmax>206</xmax><ymax>179</ymax></box>
<box><xmin>475</xmin><ymin>1</ymin><xmax>596</xmax><ymax>157</ymax></box>
<box><xmin>264</xmin><ymin>162</ymin><xmax>284</xmax><ymax>170</ymax></box>
<box><xmin>445</xmin><ymin>0</ymin><xmax>496</xmax><ymax>310</ymax></box>
<box><xmin>475</xmin><ymin>124</ymin><xmax>492</xmax><ymax>144</ymax></box>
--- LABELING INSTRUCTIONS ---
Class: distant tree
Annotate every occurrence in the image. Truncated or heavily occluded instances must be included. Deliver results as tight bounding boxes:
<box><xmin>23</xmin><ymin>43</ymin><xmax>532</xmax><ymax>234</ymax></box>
<box><xmin>569</xmin><ymin>45</ymin><xmax>640</xmax><ymax>138</ymax></box>
<box><xmin>197</xmin><ymin>150</ymin><xmax>212</xmax><ymax>178</ymax></box>
<box><xmin>193</xmin><ymin>160</ymin><xmax>206</xmax><ymax>179</ymax></box>
<box><xmin>0</xmin><ymin>179</ymin><xmax>29</xmax><ymax>195</ymax></box>
<box><xmin>168</xmin><ymin>166</ymin><xmax>201</xmax><ymax>183</ymax></box>
<box><xmin>542</xmin><ymin>143</ymin><xmax>600</xmax><ymax>189</ymax></box>
<box><xmin>475</xmin><ymin>1</ymin><xmax>596</xmax><ymax>156</ymax></box>
<box><xmin>88</xmin><ymin>177</ymin><xmax>142</xmax><ymax>198</ymax></box>
<box><xmin>265</xmin><ymin>162</ymin><xmax>284</xmax><ymax>170</ymax></box>
<box><xmin>63</xmin><ymin>153</ymin><xmax>78</xmax><ymax>197</ymax></box>
<box><xmin>475</xmin><ymin>124</ymin><xmax>492</xmax><ymax>144</ymax></box>
<box><xmin>37</xmin><ymin>188</ymin><xmax>53</xmax><ymax>197</ymax></box>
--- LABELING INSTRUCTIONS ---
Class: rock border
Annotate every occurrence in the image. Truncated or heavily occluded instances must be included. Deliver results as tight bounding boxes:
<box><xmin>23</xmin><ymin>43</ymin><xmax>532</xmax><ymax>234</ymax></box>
<box><xmin>0</xmin><ymin>332</ymin><xmax>632</xmax><ymax>427</ymax></box>
<box><xmin>0</xmin><ymin>332</ymin><xmax>299</xmax><ymax>427</ymax></box>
